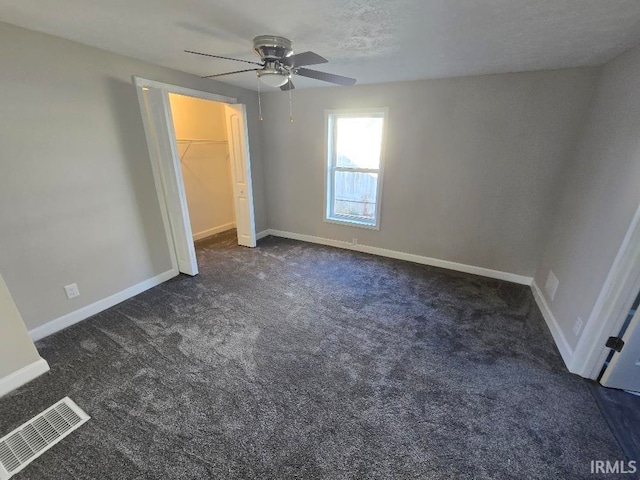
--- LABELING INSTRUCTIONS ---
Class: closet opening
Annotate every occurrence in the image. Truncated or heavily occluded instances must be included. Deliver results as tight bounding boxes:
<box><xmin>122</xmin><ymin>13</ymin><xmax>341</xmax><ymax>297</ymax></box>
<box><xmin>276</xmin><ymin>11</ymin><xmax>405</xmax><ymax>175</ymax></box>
<box><xmin>134</xmin><ymin>77</ymin><xmax>257</xmax><ymax>277</ymax></box>
<box><xmin>168</xmin><ymin>94</ymin><xmax>236</xmax><ymax>245</ymax></box>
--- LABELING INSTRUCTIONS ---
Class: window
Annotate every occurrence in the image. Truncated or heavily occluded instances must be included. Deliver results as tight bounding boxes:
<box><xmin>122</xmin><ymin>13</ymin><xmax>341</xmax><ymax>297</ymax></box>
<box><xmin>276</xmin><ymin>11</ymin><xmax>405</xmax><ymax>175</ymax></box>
<box><xmin>325</xmin><ymin>108</ymin><xmax>387</xmax><ymax>229</ymax></box>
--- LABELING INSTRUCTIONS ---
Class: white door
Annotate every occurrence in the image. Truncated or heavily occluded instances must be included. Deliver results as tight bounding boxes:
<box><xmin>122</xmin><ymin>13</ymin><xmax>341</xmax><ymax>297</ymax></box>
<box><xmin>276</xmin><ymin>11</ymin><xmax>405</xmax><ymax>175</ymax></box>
<box><xmin>142</xmin><ymin>88</ymin><xmax>198</xmax><ymax>275</ymax></box>
<box><xmin>600</xmin><ymin>308</ymin><xmax>640</xmax><ymax>392</ymax></box>
<box><xmin>224</xmin><ymin>103</ymin><xmax>256</xmax><ymax>247</ymax></box>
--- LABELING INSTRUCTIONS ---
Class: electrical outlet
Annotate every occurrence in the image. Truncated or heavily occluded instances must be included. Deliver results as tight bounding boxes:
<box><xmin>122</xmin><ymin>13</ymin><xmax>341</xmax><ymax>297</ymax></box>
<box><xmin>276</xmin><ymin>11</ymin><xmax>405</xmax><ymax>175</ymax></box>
<box><xmin>573</xmin><ymin>316</ymin><xmax>583</xmax><ymax>336</ymax></box>
<box><xmin>352</xmin><ymin>238</ymin><xmax>358</xmax><ymax>246</ymax></box>
<box><xmin>545</xmin><ymin>270</ymin><xmax>559</xmax><ymax>301</ymax></box>
<box><xmin>64</xmin><ymin>283</ymin><xmax>80</xmax><ymax>299</ymax></box>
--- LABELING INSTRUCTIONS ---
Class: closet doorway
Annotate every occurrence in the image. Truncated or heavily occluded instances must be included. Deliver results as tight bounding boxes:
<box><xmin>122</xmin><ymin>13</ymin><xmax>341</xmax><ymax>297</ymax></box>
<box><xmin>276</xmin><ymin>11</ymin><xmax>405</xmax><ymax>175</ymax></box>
<box><xmin>134</xmin><ymin>78</ymin><xmax>257</xmax><ymax>276</ymax></box>
<box><xmin>168</xmin><ymin>94</ymin><xmax>236</xmax><ymax>243</ymax></box>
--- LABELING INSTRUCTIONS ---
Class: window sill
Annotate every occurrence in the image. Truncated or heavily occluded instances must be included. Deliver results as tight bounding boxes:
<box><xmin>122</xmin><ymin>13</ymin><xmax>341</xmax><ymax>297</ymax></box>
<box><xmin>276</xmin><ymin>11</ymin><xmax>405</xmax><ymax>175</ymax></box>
<box><xmin>324</xmin><ymin>217</ymin><xmax>380</xmax><ymax>230</ymax></box>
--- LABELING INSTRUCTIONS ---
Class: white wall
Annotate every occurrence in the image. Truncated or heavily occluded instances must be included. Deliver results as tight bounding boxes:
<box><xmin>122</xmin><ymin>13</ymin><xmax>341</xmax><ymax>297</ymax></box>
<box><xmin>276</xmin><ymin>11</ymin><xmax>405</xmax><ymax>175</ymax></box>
<box><xmin>0</xmin><ymin>273</ymin><xmax>43</xmax><ymax>378</ymax></box>
<box><xmin>0</xmin><ymin>21</ymin><xmax>267</xmax><ymax>332</ymax></box>
<box><xmin>261</xmin><ymin>69</ymin><xmax>598</xmax><ymax>277</ymax></box>
<box><xmin>169</xmin><ymin>94</ymin><xmax>228</xmax><ymax>141</ymax></box>
<box><xmin>169</xmin><ymin>94</ymin><xmax>236</xmax><ymax>240</ymax></box>
<box><xmin>534</xmin><ymin>44</ymin><xmax>640</xmax><ymax>352</ymax></box>
<box><xmin>0</xmin><ymin>273</ymin><xmax>49</xmax><ymax>396</ymax></box>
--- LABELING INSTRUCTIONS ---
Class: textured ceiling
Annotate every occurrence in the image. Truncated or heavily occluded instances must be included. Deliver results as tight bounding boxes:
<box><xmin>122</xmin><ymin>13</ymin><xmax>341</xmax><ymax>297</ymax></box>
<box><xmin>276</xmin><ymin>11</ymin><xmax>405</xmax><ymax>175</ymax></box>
<box><xmin>1</xmin><ymin>0</ymin><xmax>640</xmax><ymax>90</ymax></box>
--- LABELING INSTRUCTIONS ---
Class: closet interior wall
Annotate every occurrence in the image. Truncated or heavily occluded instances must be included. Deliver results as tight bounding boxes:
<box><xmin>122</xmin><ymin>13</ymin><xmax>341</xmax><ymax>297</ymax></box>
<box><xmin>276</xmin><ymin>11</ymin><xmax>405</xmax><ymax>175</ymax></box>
<box><xmin>168</xmin><ymin>93</ymin><xmax>236</xmax><ymax>241</ymax></box>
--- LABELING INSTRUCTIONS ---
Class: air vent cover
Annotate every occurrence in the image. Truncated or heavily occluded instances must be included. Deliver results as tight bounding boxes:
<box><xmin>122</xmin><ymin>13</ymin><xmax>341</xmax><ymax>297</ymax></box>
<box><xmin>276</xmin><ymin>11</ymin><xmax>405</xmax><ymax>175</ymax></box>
<box><xmin>0</xmin><ymin>397</ymin><xmax>89</xmax><ymax>479</ymax></box>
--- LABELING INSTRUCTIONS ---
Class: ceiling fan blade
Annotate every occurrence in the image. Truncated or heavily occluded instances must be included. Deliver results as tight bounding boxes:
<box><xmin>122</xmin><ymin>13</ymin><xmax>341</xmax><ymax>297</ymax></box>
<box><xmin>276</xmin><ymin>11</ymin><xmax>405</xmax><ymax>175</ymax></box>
<box><xmin>203</xmin><ymin>68</ymin><xmax>260</xmax><ymax>78</ymax></box>
<box><xmin>294</xmin><ymin>68</ymin><xmax>356</xmax><ymax>86</ymax></box>
<box><xmin>280</xmin><ymin>79</ymin><xmax>295</xmax><ymax>91</ymax></box>
<box><xmin>283</xmin><ymin>51</ymin><xmax>328</xmax><ymax>67</ymax></box>
<box><xmin>185</xmin><ymin>50</ymin><xmax>263</xmax><ymax>66</ymax></box>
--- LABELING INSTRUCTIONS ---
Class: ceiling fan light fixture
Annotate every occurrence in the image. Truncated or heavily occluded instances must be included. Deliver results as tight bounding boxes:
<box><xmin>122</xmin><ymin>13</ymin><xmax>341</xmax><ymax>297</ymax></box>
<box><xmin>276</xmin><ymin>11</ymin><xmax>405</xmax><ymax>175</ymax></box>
<box><xmin>257</xmin><ymin>70</ymin><xmax>290</xmax><ymax>88</ymax></box>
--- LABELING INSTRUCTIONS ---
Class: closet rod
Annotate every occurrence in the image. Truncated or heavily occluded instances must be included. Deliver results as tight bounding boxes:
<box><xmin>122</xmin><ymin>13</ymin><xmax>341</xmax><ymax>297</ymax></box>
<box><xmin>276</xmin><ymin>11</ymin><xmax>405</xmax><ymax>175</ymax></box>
<box><xmin>176</xmin><ymin>138</ymin><xmax>228</xmax><ymax>144</ymax></box>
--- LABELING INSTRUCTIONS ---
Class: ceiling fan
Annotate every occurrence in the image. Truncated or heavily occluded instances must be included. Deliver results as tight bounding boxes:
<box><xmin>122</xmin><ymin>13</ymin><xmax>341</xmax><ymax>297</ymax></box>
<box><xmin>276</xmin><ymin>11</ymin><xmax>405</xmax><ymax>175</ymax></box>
<box><xmin>185</xmin><ymin>35</ymin><xmax>357</xmax><ymax>90</ymax></box>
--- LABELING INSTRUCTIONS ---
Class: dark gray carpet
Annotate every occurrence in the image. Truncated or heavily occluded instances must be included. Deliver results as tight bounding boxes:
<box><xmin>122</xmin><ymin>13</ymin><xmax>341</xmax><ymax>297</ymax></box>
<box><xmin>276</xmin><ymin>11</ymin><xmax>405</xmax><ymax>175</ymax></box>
<box><xmin>0</xmin><ymin>230</ymin><xmax>626</xmax><ymax>479</ymax></box>
<box><xmin>589</xmin><ymin>383</ymin><xmax>640</xmax><ymax>468</ymax></box>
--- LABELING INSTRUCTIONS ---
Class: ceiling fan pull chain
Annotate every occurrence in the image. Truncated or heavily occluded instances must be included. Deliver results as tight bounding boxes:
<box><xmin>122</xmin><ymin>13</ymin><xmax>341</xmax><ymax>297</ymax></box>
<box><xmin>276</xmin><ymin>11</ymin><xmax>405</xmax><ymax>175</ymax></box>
<box><xmin>257</xmin><ymin>76</ymin><xmax>263</xmax><ymax>121</ymax></box>
<box><xmin>289</xmin><ymin>83</ymin><xmax>294</xmax><ymax>123</ymax></box>
<box><xmin>257</xmin><ymin>77</ymin><xmax>263</xmax><ymax>121</ymax></box>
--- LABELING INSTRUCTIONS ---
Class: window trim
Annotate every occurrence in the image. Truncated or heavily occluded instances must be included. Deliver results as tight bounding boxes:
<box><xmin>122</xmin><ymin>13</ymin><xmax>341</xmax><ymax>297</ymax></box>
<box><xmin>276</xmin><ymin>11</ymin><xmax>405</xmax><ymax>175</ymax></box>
<box><xmin>324</xmin><ymin>107</ymin><xmax>388</xmax><ymax>230</ymax></box>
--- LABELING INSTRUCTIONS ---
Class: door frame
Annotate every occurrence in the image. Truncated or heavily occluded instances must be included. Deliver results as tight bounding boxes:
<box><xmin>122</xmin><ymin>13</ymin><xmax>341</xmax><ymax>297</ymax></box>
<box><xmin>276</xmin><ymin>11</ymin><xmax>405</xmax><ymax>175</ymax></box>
<box><xmin>132</xmin><ymin>76</ymin><xmax>257</xmax><ymax>276</ymax></box>
<box><xmin>569</xmin><ymin>202</ymin><xmax>640</xmax><ymax>379</ymax></box>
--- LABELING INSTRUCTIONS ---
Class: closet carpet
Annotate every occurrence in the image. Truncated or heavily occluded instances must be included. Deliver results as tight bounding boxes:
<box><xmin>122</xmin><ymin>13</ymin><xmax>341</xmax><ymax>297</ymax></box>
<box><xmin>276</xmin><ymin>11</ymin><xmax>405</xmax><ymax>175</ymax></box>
<box><xmin>0</xmin><ymin>230</ymin><xmax>625</xmax><ymax>479</ymax></box>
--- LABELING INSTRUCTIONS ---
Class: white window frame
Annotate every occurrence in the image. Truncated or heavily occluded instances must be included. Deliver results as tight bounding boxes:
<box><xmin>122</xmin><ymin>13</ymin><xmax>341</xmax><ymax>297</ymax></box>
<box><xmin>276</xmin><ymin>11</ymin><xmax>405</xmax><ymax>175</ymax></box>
<box><xmin>324</xmin><ymin>107</ymin><xmax>388</xmax><ymax>230</ymax></box>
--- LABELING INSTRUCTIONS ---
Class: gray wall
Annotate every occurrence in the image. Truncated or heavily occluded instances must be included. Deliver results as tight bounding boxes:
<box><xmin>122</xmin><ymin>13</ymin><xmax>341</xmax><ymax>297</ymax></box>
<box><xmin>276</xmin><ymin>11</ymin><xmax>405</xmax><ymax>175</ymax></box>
<box><xmin>261</xmin><ymin>69</ymin><xmax>598</xmax><ymax>276</ymax></box>
<box><xmin>0</xmin><ymin>274</ymin><xmax>42</xmax><ymax>379</ymax></box>
<box><xmin>0</xmin><ymin>22</ymin><xmax>267</xmax><ymax>330</ymax></box>
<box><xmin>535</xmin><ymin>44</ymin><xmax>640</xmax><ymax>350</ymax></box>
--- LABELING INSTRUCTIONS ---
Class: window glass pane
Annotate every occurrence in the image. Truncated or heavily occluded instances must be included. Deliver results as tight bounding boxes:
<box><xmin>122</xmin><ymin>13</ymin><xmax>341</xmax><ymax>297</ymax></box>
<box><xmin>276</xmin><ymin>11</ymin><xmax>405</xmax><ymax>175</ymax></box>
<box><xmin>336</xmin><ymin>117</ymin><xmax>383</xmax><ymax>169</ymax></box>
<box><xmin>333</xmin><ymin>171</ymin><xmax>378</xmax><ymax>221</ymax></box>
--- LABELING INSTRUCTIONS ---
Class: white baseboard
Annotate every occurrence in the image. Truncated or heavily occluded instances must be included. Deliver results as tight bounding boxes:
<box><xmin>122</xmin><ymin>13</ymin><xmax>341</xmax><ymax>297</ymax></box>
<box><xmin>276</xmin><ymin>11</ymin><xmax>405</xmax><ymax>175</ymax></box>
<box><xmin>263</xmin><ymin>229</ymin><xmax>533</xmax><ymax>286</ymax></box>
<box><xmin>0</xmin><ymin>358</ymin><xmax>50</xmax><ymax>398</ymax></box>
<box><xmin>193</xmin><ymin>222</ymin><xmax>236</xmax><ymax>241</ymax></box>
<box><xmin>256</xmin><ymin>229</ymin><xmax>271</xmax><ymax>241</ymax></box>
<box><xmin>29</xmin><ymin>269</ymin><xmax>178</xmax><ymax>342</ymax></box>
<box><xmin>531</xmin><ymin>280</ymin><xmax>574</xmax><ymax>369</ymax></box>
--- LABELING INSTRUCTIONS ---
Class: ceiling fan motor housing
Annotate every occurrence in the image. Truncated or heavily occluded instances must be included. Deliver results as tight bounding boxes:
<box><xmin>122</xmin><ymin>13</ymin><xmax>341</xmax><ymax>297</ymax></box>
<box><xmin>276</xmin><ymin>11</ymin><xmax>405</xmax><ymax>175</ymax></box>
<box><xmin>253</xmin><ymin>35</ymin><xmax>293</xmax><ymax>61</ymax></box>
